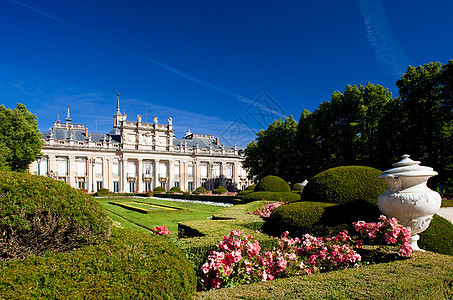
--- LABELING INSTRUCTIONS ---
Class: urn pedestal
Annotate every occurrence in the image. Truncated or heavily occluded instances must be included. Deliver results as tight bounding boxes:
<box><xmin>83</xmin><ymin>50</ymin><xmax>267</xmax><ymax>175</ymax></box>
<box><xmin>377</xmin><ymin>155</ymin><xmax>442</xmax><ymax>251</ymax></box>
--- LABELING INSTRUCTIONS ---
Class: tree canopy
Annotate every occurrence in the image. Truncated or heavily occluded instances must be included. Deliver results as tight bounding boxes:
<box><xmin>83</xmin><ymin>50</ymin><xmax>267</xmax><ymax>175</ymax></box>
<box><xmin>243</xmin><ymin>60</ymin><xmax>453</xmax><ymax>194</ymax></box>
<box><xmin>0</xmin><ymin>103</ymin><xmax>43</xmax><ymax>172</ymax></box>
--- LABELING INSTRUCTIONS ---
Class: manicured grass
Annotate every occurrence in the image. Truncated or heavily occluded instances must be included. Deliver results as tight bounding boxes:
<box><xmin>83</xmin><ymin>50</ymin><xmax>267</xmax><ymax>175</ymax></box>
<box><xmin>97</xmin><ymin>196</ymin><xmax>225</xmax><ymax>234</ymax></box>
<box><xmin>195</xmin><ymin>251</ymin><xmax>453</xmax><ymax>299</ymax></box>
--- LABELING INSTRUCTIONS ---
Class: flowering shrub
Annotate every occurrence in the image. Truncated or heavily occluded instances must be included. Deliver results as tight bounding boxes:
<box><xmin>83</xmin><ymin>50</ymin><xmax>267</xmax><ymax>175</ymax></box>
<box><xmin>247</xmin><ymin>201</ymin><xmax>285</xmax><ymax>218</ymax></box>
<box><xmin>353</xmin><ymin>215</ymin><xmax>412</xmax><ymax>257</ymax></box>
<box><xmin>201</xmin><ymin>215</ymin><xmax>412</xmax><ymax>290</ymax></box>
<box><xmin>154</xmin><ymin>225</ymin><xmax>171</xmax><ymax>235</ymax></box>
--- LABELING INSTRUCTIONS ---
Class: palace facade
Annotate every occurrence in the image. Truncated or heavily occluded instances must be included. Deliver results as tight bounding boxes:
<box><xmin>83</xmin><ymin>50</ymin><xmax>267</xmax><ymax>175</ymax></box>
<box><xmin>29</xmin><ymin>94</ymin><xmax>251</xmax><ymax>193</ymax></box>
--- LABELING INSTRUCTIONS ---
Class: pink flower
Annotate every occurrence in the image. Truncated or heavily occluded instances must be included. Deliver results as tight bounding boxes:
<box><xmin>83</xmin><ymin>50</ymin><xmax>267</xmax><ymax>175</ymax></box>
<box><xmin>153</xmin><ymin>225</ymin><xmax>170</xmax><ymax>235</ymax></box>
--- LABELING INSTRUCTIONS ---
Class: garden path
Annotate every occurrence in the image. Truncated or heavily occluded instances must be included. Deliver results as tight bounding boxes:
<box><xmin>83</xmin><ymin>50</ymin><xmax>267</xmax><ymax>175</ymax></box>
<box><xmin>437</xmin><ymin>207</ymin><xmax>453</xmax><ymax>224</ymax></box>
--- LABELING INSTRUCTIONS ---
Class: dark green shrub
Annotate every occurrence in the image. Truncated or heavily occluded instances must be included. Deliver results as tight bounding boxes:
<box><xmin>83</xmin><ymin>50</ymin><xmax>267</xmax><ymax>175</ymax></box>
<box><xmin>0</xmin><ymin>171</ymin><xmax>111</xmax><ymax>260</ymax></box>
<box><xmin>255</xmin><ymin>175</ymin><xmax>290</xmax><ymax>192</ymax></box>
<box><xmin>291</xmin><ymin>183</ymin><xmax>302</xmax><ymax>191</ymax></box>
<box><xmin>94</xmin><ymin>187</ymin><xmax>111</xmax><ymax>196</ymax></box>
<box><xmin>0</xmin><ymin>228</ymin><xmax>196</xmax><ymax>299</ymax></box>
<box><xmin>419</xmin><ymin>214</ymin><xmax>453</xmax><ymax>256</ymax></box>
<box><xmin>263</xmin><ymin>200</ymin><xmax>381</xmax><ymax>238</ymax></box>
<box><xmin>246</xmin><ymin>184</ymin><xmax>256</xmax><ymax>190</ymax></box>
<box><xmin>168</xmin><ymin>186</ymin><xmax>183</xmax><ymax>194</ymax></box>
<box><xmin>302</xmin><ymin>166</ymin><xmax>386</xmax><ymax>205</ymax></box>
<box><xmin>244</xmin><ymin>191</ymin><xmax>300</xmax><ymax>202</ymax></box>
<box><xmin>193</xmin><ymin>186</ymin><xmax>208</xmax><ymax>194</ymax></box>
<box><xmin>213</xmin><ymin>186</ymin><xmax>228</xmax><ymax>194</ymax></box>
<box><xmin>153</xmin><ymin>186</ymin><xmax>166</xmax><ymax>193</ymax></box>
<box><xmin>238</xmin><ymin>189</ymin><xmax>254</xmax><ymax>196</ymax></box>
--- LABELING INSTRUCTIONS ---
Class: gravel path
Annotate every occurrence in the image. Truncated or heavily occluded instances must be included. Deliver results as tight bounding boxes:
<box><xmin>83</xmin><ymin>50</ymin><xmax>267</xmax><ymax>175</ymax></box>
<box><xmin>437</xmin><ymin>207</ymin><xmax>453</xmax><ymax>224</ymax></box>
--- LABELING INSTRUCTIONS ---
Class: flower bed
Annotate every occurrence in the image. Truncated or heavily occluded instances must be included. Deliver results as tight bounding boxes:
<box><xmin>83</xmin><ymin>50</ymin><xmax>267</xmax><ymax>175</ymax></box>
<box><xmin>201</xmin><ymin>215</ymin><xmax>412</xmax><ymax>290</ymax></box>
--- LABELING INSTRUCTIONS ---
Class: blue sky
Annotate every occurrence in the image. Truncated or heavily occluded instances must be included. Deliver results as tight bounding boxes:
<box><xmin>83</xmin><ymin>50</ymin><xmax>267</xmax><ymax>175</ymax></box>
<box><xmin>0</xmin><ymin>0</ymin><xmax>452</xmax><ymax>147</ymax></box>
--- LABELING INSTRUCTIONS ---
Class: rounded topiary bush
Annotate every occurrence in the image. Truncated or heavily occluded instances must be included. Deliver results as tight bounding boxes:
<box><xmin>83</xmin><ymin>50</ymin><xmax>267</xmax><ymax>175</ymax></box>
<box><xmin>0</xmin><ymin>171</ymin><xmax>111</xmax><ymax>260</ymax></box>
<box><xmin>0</xmin><ymin>228</ymin><xmax>197</xmax><ymax>299</ymax></box>
<box><xmin>262</xmin><ymin>201</ymin><xmax>336</xmax><ymax>237</ymax></box>
<box><xmin>193</xmin><ymin>186</ymin><xmax>208</xmax><ymax>194</ymax></box>
<box><xmin>419</xmin><ymin>214</ymin><xmax>453</xmax><ymax>256</ymax></box>
<box><xmin>263</xmin><ymin>199</ymin><xmax>382</xmax><ymax>238</ymax></box>
<box><xmin>153</xmin><ymin>186</ymin><xmax>166</xmax><ymax>193</ymax></box>
<box><xmin>302</xmin><ymin>166</ymin><xmax>386</xmax><ymax>205</ymax></box>
<box><xmin>255</xmin><ymin>175</ymin><xmax>290</xmax><ymax>192</ymax></box>
<box><xmin>168</xmin><ymin>186</ymin><xmax>183</xmax><ymax>194</ymax></box>
<box><xmin>213</xmin><ymin>186</ymin><xmax>228</xmax><ymax>194</ymax></box>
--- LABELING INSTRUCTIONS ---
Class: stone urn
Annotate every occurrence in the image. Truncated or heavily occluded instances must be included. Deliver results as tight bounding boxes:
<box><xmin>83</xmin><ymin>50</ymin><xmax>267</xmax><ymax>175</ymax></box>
<box><xmin>377</xmin><ymin>154</ymin><xmax>441</xmax><ymax>251</ymax></box>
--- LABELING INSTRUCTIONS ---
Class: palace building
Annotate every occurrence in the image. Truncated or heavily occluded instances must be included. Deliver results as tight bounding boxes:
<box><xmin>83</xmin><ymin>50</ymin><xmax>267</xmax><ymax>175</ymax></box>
<box><xmin>29</xmin><ymin>93</ymin><xmax>250</xmax><ymax>193</ymax></box>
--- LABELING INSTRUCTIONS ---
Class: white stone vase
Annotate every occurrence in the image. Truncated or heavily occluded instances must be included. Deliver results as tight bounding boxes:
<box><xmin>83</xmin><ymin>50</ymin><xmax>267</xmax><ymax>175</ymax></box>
<box><xmin>377</xmin><ymin>154</ymin><xmax>441</xmax><ymax>251</ymax></box>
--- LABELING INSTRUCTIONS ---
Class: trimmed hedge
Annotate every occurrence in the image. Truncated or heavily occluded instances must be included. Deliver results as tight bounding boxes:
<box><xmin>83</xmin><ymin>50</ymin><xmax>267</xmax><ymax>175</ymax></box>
<box><xmin>153</xmin><ymin>193</ymin><xmax>240</xmax><ymax>203</ymax></box>
<box><xmin>0</xmin><ymin>171</ymin><xmax>111</xmax><ymax>260</ymax></box>
<box><xmin>255</xmin><ymin>175</ymin><xmax>290</xmax><ymax>192</ymax></box>
<box><xmin>0</xmin><ymin>228</ymin><xmax>196</xmax><ymax>299</ymax></box>
<box><xmin>246</xmin><ymin>184</ymin><xmax>256</xmax><ymax>190</ymax></box>
<box><xmin>244</xmin><ymin>191</ymin><xmax>301</xmax><ymax>202</ymax></box>
<box><xmin>302</xmin><ymin>166</ymin><xmax>386</xmax><ymax>205</ymax></box>
<box><xmin>419</xmin><ymin>214</ymin><xmax>453</xmax><ymax>256</ymax></box>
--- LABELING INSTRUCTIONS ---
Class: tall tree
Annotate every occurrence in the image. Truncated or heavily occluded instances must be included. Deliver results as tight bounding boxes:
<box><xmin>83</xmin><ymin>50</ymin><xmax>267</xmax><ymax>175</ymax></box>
<box><xmin>396</xmin><ymin>61</ymin><xmax>453</xmax><ymax>192</ymax></box>
<box><xmin>243</xmin><ymin>116</ymin><xmax>299</xmax><ymax>183</ymax></box>
<box><xmin>0</xmin><ymin>103</ymin><xmax>43</xmax><ymax>172</ymax></box>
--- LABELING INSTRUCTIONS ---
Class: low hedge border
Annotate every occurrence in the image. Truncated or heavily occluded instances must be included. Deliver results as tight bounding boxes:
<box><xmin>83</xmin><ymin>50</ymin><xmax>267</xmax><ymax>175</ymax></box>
<box><xmin>244</xmin><ymin>192</ymin><xmax>301</xmax><ymax>202</ymax></box>
<box><xmin>153</xmin><ymin>193</ymin><xmax>241</xmax><ymax>203</ymax></box>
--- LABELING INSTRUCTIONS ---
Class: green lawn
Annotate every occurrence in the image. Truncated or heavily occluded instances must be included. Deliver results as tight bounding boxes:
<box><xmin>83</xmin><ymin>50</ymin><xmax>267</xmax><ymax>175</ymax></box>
<box><xmin>96</xmin><ymin>196</ymin><xmax>225</xmax><ymax>234</ymax></box>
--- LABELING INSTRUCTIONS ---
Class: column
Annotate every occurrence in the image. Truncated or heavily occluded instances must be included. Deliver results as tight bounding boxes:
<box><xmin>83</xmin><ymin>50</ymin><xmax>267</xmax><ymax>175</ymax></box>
<box><xmin>154</xmin><ymin>159</ymin><xmax>160</xmax><ymax>189</ymax></box>
<box><xmin>168</xmin><ymin>160</ymin><xmax>173</xmax><ymax>190</ymax></box>
<box><xmin>68</xmin><ymin>155</ymin><xmax>76</xmax><ymax>188</ymax></box>
<box><xmin>122</xmin><ymin>158</ymin><xmax>128</xmax><ymax>193</ymax></box>
<box><xmin>138</xmin><ymin>158</ymin><xmax>143</xmax><ymax>192</ymax></box>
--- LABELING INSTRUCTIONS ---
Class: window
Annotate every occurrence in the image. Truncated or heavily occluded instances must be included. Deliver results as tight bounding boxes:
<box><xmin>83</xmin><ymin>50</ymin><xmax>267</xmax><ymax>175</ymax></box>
<box><xmin>160</xmin><ymin>181</ymin><xmax>167</xmax><ymax>190</ymax></box>
<box><xmin>188</xmin><ymin>182</ymin><xmax>193</xmax><ymax>191</ymax></box>
<box><xmin>200</xmin><ymin>164</ymin><xmax>208</xmax><ymax>178</ymax></box>
<box><xmin>57</xmin><ymin>160</ymin><xmax>67</xmax><ymax>176</ymax></box>
<box><xmin>144</xmin><ymin>181</ymin><xmax>152</xmax><ymax>192</ymax></box>
<box><xmin>128</xmin><ymin>162</ymin><xmax>137</xmax><ymax>177</ymax></box>
<box><xmin>113</xmin><ymin>163</ymin><xmax>119</xmax><ymax>177</ymax></box>
<box><xmin>129</xmin><ymin>181</ymin><xmax>136</xmax><ymax>193</ymax></box>
<box><xmin>213</xmin><ymin>165</ymin><xmax>220</xmax><ymax>178</ymax></box>
<box><xmin>77</xmin><ymin>178</ymin><xmax>86</xmax><ymax>190</ymax></box>
<box><xmin>95</xmin><ymin>162</ymin><xmax>103</xmax><ymax>176</ymax></box>
<box><xmin>225</xmin><ymin>165</ymin><xmax>233</xmax><ymax>179</ymax></box>
<box><xmin>143</xmin><ymin>163</ymin><xmax>153</xmax><ymax>176</ymax></box>
<box><xmin>174</xmin><ymin>165</ymin><xmax>180</xmax><ymax>179</ymax></box>
<box><xmin>113</xmin><ymin>181</ymin><xmax>119</xmax><ymax>193</ymax></box>
<box><xmin>76</xmin><ymin>160</ymin><xmax>86</xmax><ymax>176</ymax></box>
<box><xmin>159</xmin><ymin>162</ymin><xmax>168</xmax><ymax>178</ymax></box>
<box><xmin>188</xmin><ymin>165</ymin><xmax>193</xmax><ymax>178</ymax></box>
<box><xmin>174</xmin><ymin>181</ymin><xmax>180</xmax><ymax>188</ymax></box>
<box><xmin>96</xmin><ymin>181</ymin><xmax>103</xmax><ymax>191</ymax></box>
<box><xmin>201</xmin><ymin>179</ymin><xmax>207</xmax><ymax>188</ymax></box>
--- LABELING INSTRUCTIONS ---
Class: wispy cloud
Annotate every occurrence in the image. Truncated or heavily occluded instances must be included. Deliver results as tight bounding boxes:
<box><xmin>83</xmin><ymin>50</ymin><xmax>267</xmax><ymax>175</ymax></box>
<box><xmin>6</xmin><ymin>0</ymin><xmax>287</xmax><ymax>119</ymax></box>
<box><xmin>356</xmin><ymin>0</ymin><xmax>409</xmax><ymax>76</ymax></box>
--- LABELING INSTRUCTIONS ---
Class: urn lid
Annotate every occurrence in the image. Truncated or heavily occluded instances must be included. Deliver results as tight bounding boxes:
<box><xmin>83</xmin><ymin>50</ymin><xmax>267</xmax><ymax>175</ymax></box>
<box><xmin>378</xmin><ymin>154</ymin><xmax>438</xmax><ymax>178</ymax></box>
